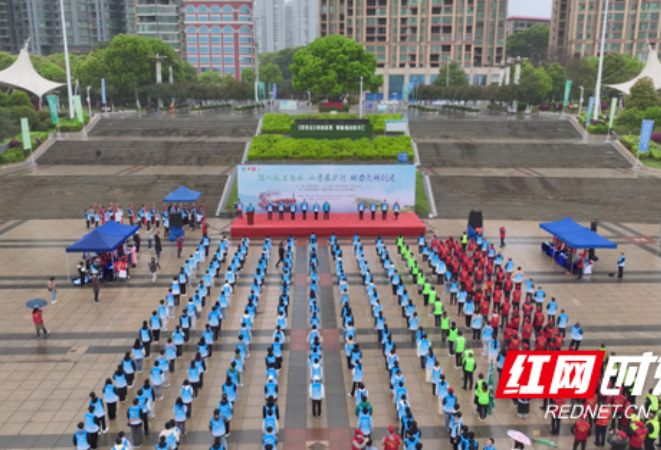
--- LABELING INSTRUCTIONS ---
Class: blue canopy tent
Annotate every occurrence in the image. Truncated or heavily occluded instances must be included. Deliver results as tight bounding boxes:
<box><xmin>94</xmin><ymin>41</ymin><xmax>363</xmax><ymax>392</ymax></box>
<box><xmin>163</xmin><ymin>186</ymin><xmax>202</xmax><ymax>242</ymax></box>
<box><xmin>65</xmin><ymin>222</ymin><xmax>139</xmax><ymax>280</ymax></box>
<box><xmin>163</xmin><ymin>186</ymin><xmax>202</xmax><ymax>203</ymax></box>
<box><xmin>539</xmin><ymin>217</ymin><xmax>617</xmax><ymax>273</ymax></box>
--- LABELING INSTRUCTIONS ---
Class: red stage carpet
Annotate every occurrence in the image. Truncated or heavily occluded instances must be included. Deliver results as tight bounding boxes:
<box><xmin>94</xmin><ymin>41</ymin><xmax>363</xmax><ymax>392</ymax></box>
<box><xmin>231</xmin><ymin>213</ymin><xmax>426</xmax><ymax>238</ymax></box>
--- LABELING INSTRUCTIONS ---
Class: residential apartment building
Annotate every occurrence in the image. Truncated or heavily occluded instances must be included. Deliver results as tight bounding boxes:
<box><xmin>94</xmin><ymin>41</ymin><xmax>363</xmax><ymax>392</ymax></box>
<box><xmin>255</xmin><ymin>0</ymin><xmax>286</xmax><ymax>51</ymax></box>
<box><xmin>183</xmin><ymin>0</ymin><xmax>256</xmax><ymax>78</ymax></box>
<box><xmin>506</xmin><ymin>15</ymin><xmax>550</xmax><ymax>35</ymax></box>
<box><xmin>285</xmin><ymin>1</ymin><xmax>295</xmax><ymax>46</ymax></box>
<box><xmin>291</xmin><ymin>0</ymin><xmax>319</xmax><ymax>46</ymax></box>
<box><xmin>0</xmin><ymin>0</ymin><xmax>126</xmax><ymax>55</ymax></box>
<box><xmin>319</xmin><ymin>0</ymin><xmax>508</xmax><ymax>96</ymax></box>
<box><xmin>135</xmin><ymin>0</ymin><xmax>183</xmax><ymax>54</ymax></box>
<box><xmin>549</xmin><ymin>0</ymin><xmax>661</xmax><ymax>63</ymax></box>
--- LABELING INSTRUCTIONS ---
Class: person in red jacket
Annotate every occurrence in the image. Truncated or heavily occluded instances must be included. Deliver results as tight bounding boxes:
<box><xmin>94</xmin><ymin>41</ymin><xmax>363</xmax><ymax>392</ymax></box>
<box><xmin>495</xmin><ymin>268</ymin><xmax>505</xmax><ymax>289</ymax></box>
<box><xmin>382</xmin><ymin>424</ymin><xmax>401</xmax><ymax>450</ymax></box>
<box><xmin>508</xmin><ymin>333</ymin><xmax>521</xmax><ymax>351</ymax></box>
<box><xmin>535</xmin><ymin>334</ymin><xmax>548</xmax><ymax>351</ymax></box>
<box><xmin>522</xmin><ymin>299</ymin><xmax>534</xmax><ymax>322</ymax></box>
<box><xmin>628</xmin><ymin>420</ymin><xmax>648</xmax><ymax>450</ymax></box>
<box><xmin>533</xmin><ymin>307</ymin><xmax>545</xmax><ymax>336</ymax></box>
<box><xmin>474</xmin><ymin>267</ymin><xmax>484</xmax><ymax>287</ymax></box>
<box><xmin>512</xmin><ymin>287</ymin><xmax>522</xmax><ymax>311</ymax></box>
<box><xmin>503</xmin><ymin>275</ymin><xmax>513</xmax><ymax>300</ymax></box>
<box><xmin>521</xmin><ymin>319</ymin><xmax>533</xmax><ymax>348</ymax></box>
<box><xmin>484</xmin><ymin>277</ymin><xmax>494</xmax><ymax>302</ymax></box>
<box><xmin>492</xmin><ymin>286</ymin><xmax>503</xmax><ymax>312</ymax></box>
<box><xmin>549</xmin><ymin>331</ymin><xmax>563</xmax><ymax>350</ymax></box>
<box><xmin>500</xmin><ymin>299</ymin><xmax>511</xmax><ymax>328</ymax></box>
<box><xmin>32</xmin><ymin>308</ymin><xmax>48</xmax><ymax>339</ymax></box>
<box><xmin>543</xmin><ymin>320</ymin><xmax>556</xmax><ymax>340</ymax></box>
<box><xmin>508</xmin><ymin>311</ymin><xmax>521</xmax><ymax>332</ymax></box>
<box><xmin>480</xmin><ymin>298</ymin><xmax>490</xmax><ymax>322</ymax></box>
<box><xmin>490</xmin><ymin>311</ymin><xmax>500</xmax><ymax>339</ymax></box>
<box><xmin>570</xmin><ymin>415</ymin><xmax>591</xmax><ymax>450</ymax></box>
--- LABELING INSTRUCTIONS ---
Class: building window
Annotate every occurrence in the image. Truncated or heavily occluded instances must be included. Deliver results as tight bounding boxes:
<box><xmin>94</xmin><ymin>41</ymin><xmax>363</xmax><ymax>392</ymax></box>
<box><xmin>186</xmin><ymin>26</ymin><xmax>197</xmax><ymax>33</ymax></box>
<box><xmin>224</xmin><ymin>26</ymin><xmax>234</xmax><ymax>33</ymax></box>
<box><xmin>224</xmin><ymin>36</ymin><xmax>234</xmax><ymax>43</ymax></box>
<box><xmin>212</xmin><ymin>36</ymin><xmax>221</xmax><ymax>43</ymax></box>
<box><xmin>224</xmin><ymin>46</ymin><xmax>234</xmax><ymax>53</ymax></box>
<box><xmin>240</xmin><ymin>56</ymin><xmax>251</xmax><ymax>63</ymax></box>
<box><xmin>211</xmin><ymin>15</ymin><xmax>220</xmax><ymax>21</ymax></box>
<box><xmin>198</xmin><ymin>15</ymin><xmax>209</xmax><ymax>21</ymax></box>
<box><xmin>239</xmin><ymin>15</ymin><xmax>250</xmax><ymax>21</ymax></box>
<box><xmin>201</xmin><ymin>56</ymin><xmax>210</xmax><ymax>63</ymax></box>
<box><xmin>223</xmin><ymin>5</ymin><xmax>232</xmax><ymax>12</ymax></box>
<box><xmin>240</xmin><ymin>46</ymin><xmax>250</xmax><ymax>53</ymax></box>
<box><xmin>210</xmin><ymin>5</ymin><xmax>221</xmax><ymax>13</ymax></box>
<box><xmin>240</xmin><ymin>26</ymin><xmax>250</xmax><ymax>33</ymax></box>
<box><xmin>239</xmin><ymin>5</ymin><xmax>250</xmax><ymax>13</ymax></box>
<box><xmin>224</xmin><ymin>56</ymin><xmax>235</xmax><ymax>63</ymax></box>
<box><xmin>187</xmin><ymin>36</ymin><xmax>197</xmax><ymax>43</ymax></box>
<box><xmin>213</xmin><ymin>56</ymin><xmax>222</xmax><ymax>63</ymax></box>
<box><xmin>187</xmin><ymin>46</ymin><xmax>197</xmax><ymax>53</ymax></box>
<box><xmin>186</xmin><ymin>15</ymin><xmax>195</xmax><ymax>21</ymax></box>
<box><xmin>226</xmin><ymin>67</ymin><xmax>235</xmax><ymax>73</ymax></box>
<box><xmin>213</xmin><ymin>46</ymin><xmax>222</xmax><ymax>53</ymax></box>
<box><xmin>198</xmin><ymin>6</ymin><xmax>208</xmax><ymax>12</ymax></box>
<box><xmin>239</xmin><ymin>36</ymin><xmax>251</xmax><ymax>43</ymax></box>
<box><xmin>199</xmin><ymin>36</ymin><xmax>209</xmax><ymax>43</ymax></box>
<box><xmin>188</xmin><ymin>56</ymin><xmax>198</xmax><ymax>63</ymax></box>
<box><xmin>223</xmin><ymin>14</ymin><xmax>233</xmax><ymax>21</ymax></box>
<box><xmin>199</xmin><ymin>46</ymin><xmax>209</xmax><ymax>53</ymax></box>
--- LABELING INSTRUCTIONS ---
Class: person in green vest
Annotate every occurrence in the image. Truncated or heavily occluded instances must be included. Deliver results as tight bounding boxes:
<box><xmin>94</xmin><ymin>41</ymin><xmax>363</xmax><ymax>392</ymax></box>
<box><xmin>461</xmin><ymin>232</ymin><xmax>468</xmax><ymax>252</ymax></box>
<box><xmin>422</xmin><ymin>281</ymin><xmax>432</xmax><ymax>306</ymax></box>
<box><xmin>396</xmin><ymin>235</ymin><xmax>404</xmax><ymax>251</ymax></box>
<box><xmin>454</xmin><ymin>330</ymin><xmax>466</xmax><ymax>369</ymax></box>
<box><xmin>462</xmin><ymin>350</ymin><xmax>476</xmax><ymax>391</ymax></box>
<box><xmin>416</xmin><ymin>272</ymin><xmax>425</xmax><ymax>295</ymax></box>
<box><xmin>447</xmin><ymin>321</ymin><xmax>458</xmax><ymax>356</ymax></box>
<box><xmin>432</xmin><ymin>293</ymin><xmax>443</xmax><ymax>326</ymax></box>
<box><xmin>645</xmin><ymin>388</ymin><xmax>660</xmax><ymax>416</ymax></box>
<box><xmin>645</xmin><ymin>412</ymin><xmax>659</xmax><ymax>449</ymax></box>
<box><xmin>476</xmin><ymin>383</ymin><xmax>491</xmax><ymax>421</ymax></box>
<box><xmin>440</xmin><ymin>311</ymin><xmax>450</xmax><ymax>339</ymax></box>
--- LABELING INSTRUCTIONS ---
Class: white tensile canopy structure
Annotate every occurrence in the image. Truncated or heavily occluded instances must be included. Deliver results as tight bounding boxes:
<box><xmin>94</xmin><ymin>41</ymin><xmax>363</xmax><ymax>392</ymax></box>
<box><xmin>0</xmin><ymin>44</ymin><xmax>64</xmax><ymax>98</ymax></box>
<box><xmin>606</xmin><ymin>44</ymin><xmax>661</xmax><ymax>95</ymax></box>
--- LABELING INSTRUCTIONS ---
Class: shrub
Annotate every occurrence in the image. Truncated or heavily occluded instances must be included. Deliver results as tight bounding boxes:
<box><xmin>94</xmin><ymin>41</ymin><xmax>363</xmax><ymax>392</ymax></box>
<box><xmin>44</xmin><ymin>118</ymin><xmax>53</xmax><ymax>128</ymax></box>
<box><xmin>0</xmin><ymin>149</ymin><xmax>26</xmax><ymax>164</ymax></box>
<box><xmin>620</xmin><ymin>135</ymin><xmax>661</xmax><ymax>160</ymax></box>
<box><xmin>318</xmin><ymin>103</ymin><xmax>350</xmax><ymax>112</ymax></box>
<box><xmin>538</xmin><ymin>105</ymin><xmax>551</xmax><ymax>111</ymax></box>
<box><xmin>410</xmin><ymin>105</ymin><xmax>439</xmax><ymax>112</ymax></box>
<box><xmin>234</xmin><ymin>104</ymin><xmax>264</xmax><ymax>111</ymax></box>
<box><xmin>443</xmin><ymin>105</ymin><xmax>480</xmax><ymax>113</ymax></box>
<box><xmin>487</xmin><ymin>104</ymin><xmax>507</xmax><ymax>112</ymax></box>
<box><xmin>248</xmin><ymin>135</ymin><xmax>414</xmax><ymax>161</ymax></box>
<box><xmin>554</xmin><ymin>103</ymin><xmax>563</xmax><ymax>111</ymax></box>
<box><xmin>33</xmin><ymin>122</ymin><xmax>49</xmax><ymax>132</ymax></box>
<box><xmin>6</xmin><ymin>90</ymin><xmax>32</xmax><ymax>108</ymax></box>
<box><xmin>37</xmin><ymin>110</ymin><xmax>51</xmax><ymax>122</ymax></box>
<box><xmin>191</xmin><ymin>103</ymin><xmax>231</xmax><ymax>111</ymax></box>
<box><xmin>517</xmin><ymin>102</ymin><xmax>527</xmax><ymax>112</ymax></box>
<box><xmin>8</xmin><ymin>106</ymin><xmax>39</xmax><ymax>127</ymax></box>
<box><xmin>260</xmin><ymin>113</ymin><xmax>403</xmax><ymax>134</ymax></box>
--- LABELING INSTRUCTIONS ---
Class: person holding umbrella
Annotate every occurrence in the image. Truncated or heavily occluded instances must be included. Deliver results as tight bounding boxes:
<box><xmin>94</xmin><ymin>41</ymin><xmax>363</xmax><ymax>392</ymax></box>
<box><xmin>508</xmin><ymin>430</ymin><xmax>531</xmax><ymax>449</ymax></box>
<box><xmin>28</xmin><ymin>301</ymin><xmax>49</xmax><ymax>339</ymax></box>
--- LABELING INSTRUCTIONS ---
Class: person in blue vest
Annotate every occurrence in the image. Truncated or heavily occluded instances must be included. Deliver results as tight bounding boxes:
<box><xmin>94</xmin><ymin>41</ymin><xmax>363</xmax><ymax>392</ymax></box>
<box><xmin>289</xmin><ymin>202</ymin><xmax>296</xmax><ymax>220</ymax></box>
<box><xmin>323</xmin><ymin>200</ymin><xmax>330</xmax><ymax>220</ymax></box>
<box><xmin>73</xmin><ymin>422</ymin><xmax>90</xmax><ymax>450</ymax></box>
<box><xmin>300</xmin><ymin>199</ymin><xmax>308</xmax><ymax>220</ymax></box>
<box><xmin>313</xmin><ymin>201</ymin><xmax>320</xmax><ymax>220</ymax></box>
<box><xmin>278</xmin><ymin>201</ymin><xmax>285</xmax><ymax>220</ymax></box>
<box><xmin>247</xmin><ymin>203</ymin><xmax>255</xmax><ymax>216</ymax></box>
<box><xmin>235</xmin><ymin>199</ymin><xmax>243</xmax><ymax>219</ymax></box>
<box><xmin>83</xmin><ymin>405</ymin><xmax>100</xmax><ymax>449</ymax></box>
<box><xmin>173</xmin><ymin>397</ymin><xmax>188</xmax><ymax>436</ymax></box>
<box><xmin>265</xmin><ymin>375</ymin><xmax>278</xmax><ymax>401</ymax></box>
<box><xmin>394</xmin><ymin>201</ymin><xmax>400</xmax><ymax>220</ymax></box>
<box><xmin>381</xmin><ymin>199</ymin><xmax>389</xmax><ymax>220</ymax></box>
<box><xmin>210</xmin><ymin>436</ymin><xmax>226</xmax><ymax>450</ymax></box>
<box><xmin>266</xmin><ymin>202</ymin><xmax>273</xmax><ymax>220</ymax></box>
<box><xmin>126</xmin><ymin>398</ymin><xmax>143</xmax><ymax>446</ymax></box>
<box><xmin>310</xmin><ymin>378</ymin><xmax>325</xmax><ymax>417</ymax></box>
<box><xmin>569</xmin><ymin>322</ymin><xmax>583</xmax><ymax>350</ymax></box>
<box><xmin>358</xmin><ymin>201</ymin><xmax>365</xmax><ymax>220</ymax></box>
<box><xmin>262</xmin><ymin>426</ymin><xmax>278</xmax><ymax>449</ymax></box>
<box><xmin>209</xmin><ymin>409</ymin><xmax>228</xmax><ymax>448</ymax></box>
<box><xmin>370</xmin><ymin>201</ymin><xmax>377</xmax><ymax>220</ymax></box>
<box><xmin>617</xmin><ymin>252</ymin><xmax>626</xmax><ymax>278</ymax></box>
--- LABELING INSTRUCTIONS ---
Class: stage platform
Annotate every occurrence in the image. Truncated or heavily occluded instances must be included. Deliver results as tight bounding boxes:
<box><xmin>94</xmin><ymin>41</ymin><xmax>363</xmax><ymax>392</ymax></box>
<box><xmin>231</xmin><ymin>212</ymin><xmax>426</xmax><ymax>238</ymax></box>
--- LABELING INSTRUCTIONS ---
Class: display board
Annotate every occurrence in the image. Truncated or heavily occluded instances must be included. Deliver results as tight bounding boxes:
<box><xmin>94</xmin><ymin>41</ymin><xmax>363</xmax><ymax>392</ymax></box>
<box><xmin>237</xmin><ymin>165</ymin><xmax>416</xmax><ymax>213</ymax></box>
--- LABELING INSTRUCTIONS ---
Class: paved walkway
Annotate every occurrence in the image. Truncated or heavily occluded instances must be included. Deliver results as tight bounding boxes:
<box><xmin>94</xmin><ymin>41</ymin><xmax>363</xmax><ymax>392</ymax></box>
<box><xmin>0</xmin><ymin>219</ymin><xmax>659</xmax><ymax>449</ymax></box>
<box><xmin>0</xmin><ymin>166</ymin><xmax>232</xmax><ymax>177</ymax></box>
<box><xmin>425</xmin><ymin>167</ymin><xmax>661</xmax><ymax>179</ymax></box>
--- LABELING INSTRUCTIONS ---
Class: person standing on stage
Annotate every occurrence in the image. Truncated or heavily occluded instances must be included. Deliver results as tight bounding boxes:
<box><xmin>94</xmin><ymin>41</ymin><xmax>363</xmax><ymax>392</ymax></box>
<box><xmin>313</xmin><ymin>202</ymin><xmax>320</xmax><ymax>220</ymax></box>
<box><xmin>267</xmin><ymin>202</ymin><xmax>273</xmax><ymax>220</ymax></box>
<box><xmin>382</xmin><ymin>199</ymin><xmax>388</xmax><ymax>220</ymax></box>
<box><xmin>301</xmin><ymin>199</ymin><xmax>308</xmax><ymax>220</ymax></box>
<box><xmin>370</xmin><ymin>201</ymin><xmax>377</xmax><ymax>220</ymax></box>
<box><xmin>323</xmin><ymin>201</ymin><xmax>330</xmax><ymax>220</ymax></box>
<box><xmin>289</xmin><ymin>202</ymin><xmax>296</xmax><ymax>220</ymax></box>
<box><xmin>394</xmin><ymin>202</ymin><xmax>400</xmax><ymax>220</ymax></box>
<box><xmin>235</xmin><ymin>199</ymin><xmax>243</xmax><ymax>219</ymax></box>
<box><xmin>278</xmin><ymin>201</ymin><xmax>285</xmax><ymax>220</ymax></box>
<box><xmin>358</xmin><ymin>201</ymin><xmax>365</xmax><ymax>220</ymax></box>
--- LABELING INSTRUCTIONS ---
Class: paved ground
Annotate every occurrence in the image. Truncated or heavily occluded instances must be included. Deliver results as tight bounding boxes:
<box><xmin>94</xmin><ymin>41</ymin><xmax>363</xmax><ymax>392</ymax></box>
<box><xmin>89</xmin><ymin>116</ymin><xmax>259</xmax><ymax>138</ymax></box>
<box><xmin>0</xmin><ymin>218</ymin><xmax>659</xmax><ymax>450</ymax></box>
<box><xmin>409</xmin><ymin>117</ymin><xmax>581</xmax><ymax>140</ymax></box>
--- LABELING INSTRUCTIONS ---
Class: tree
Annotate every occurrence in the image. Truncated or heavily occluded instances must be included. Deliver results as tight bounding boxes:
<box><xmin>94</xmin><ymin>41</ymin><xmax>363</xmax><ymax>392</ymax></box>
<box><xmin>199</xmin><ymin>70</ymin><xmax>224</xmax><ymax>85</ymax></box>
<box><xmin>0</xmin><ymin>109</ymin><xmax>19</xmax><ymax>141</ymax></box>
<box><xmin>433</xmin><ymin>61</ymin><xmax>469</xmax><ymax>87</ymax></box>
<box><xmin>545</xmin><ymin>62</ymin><xmax>566</xmax><ymax>102</ymax></box>
<box><xmin>241</xmin><ymin>68</ymin><xmax>256</xmax><ymax>83</ymax></box>
<box><xmin>517</xmin><ymin>62</ymin><xmax>552</xmax><ymax>105</ymax></box>
<box><xmin>566</xmin><ymin>53</ymin><xmax>644</xmax><ymax>100</ymax></box>
<box><xmin>6</xmin><ymin>90</ymin><xmax>32</xmax><ymax>108</ymax></box>
<box><xmin>0</xmin><ymin>52</ymin><xmax>16</xmax><ymax>71</ymax></box>
<box><xmin>290</xmin><ymin>35</ymin><xmax>382</xmax><ymax>100</ymax></box>
<box><xmin>506</xmin><ymin>25</ymin><xmax>549</xmax><ymax>64</ymax></box>
<box><xmin>103</xmin><ymin>34</ymin><xmax>154</xmax><ymax>106</ymax></box>
<box><xmin>624</xmin><ymin>77</ymin><xmax>660</xmax><ymax>111</ymax></box>
<box><xmin>260</xmin><ymin>46</ymin><xmax>304</xmax><ymax>80</ymax></box>
<box><xmin>260</xmin><ymin>63</ymin><xmax>284</xmax><ymax>85</ymax></box>
<box><xmin>73</xmin><ymin>52</ymin><xmax>113</xmax><ymax>97</ymax></box>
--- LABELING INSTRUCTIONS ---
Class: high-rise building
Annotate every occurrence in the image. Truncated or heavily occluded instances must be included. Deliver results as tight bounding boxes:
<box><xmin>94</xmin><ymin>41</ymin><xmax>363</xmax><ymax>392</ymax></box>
<box><xmin>1</xmin><ymin>0</ymin><xmax>126</xmax><ymax>55</ymax></box>
<box><xmin>285</xmin><ymin>1</ymin><xmax>295</xmax><ymax>46</ymax></box>
<box><xmin>255</xmin><ymin>0</ymin><xmax>286</xmax><ymax>51</ymax></box>
<box><xmin>135</xmin><ymin>0</ymin><xmax>184</xmax><ymax>54</ymax></box>
<box><xmin>549</xmin><ymin>0</ymin><xmax>661</xmax><ymax>63</ymax></box>
<box><xmin>183</xmin><ymin>0</ymin><xmax>256</xmax><ymax>79</ymax></box>
<box><xmin>506</xmin><ymin>15</ymin><xmax>550</xmax><ymax>36</ymax></box>
<box><xmin>319</xmin><ymin>0</ymin><xmax>508</xmax><ymax>96</ymax></box>
<box><xmin>291</xmin><ymin>0</ymin><xmax>318</xmax><ymax>46</ymax></box>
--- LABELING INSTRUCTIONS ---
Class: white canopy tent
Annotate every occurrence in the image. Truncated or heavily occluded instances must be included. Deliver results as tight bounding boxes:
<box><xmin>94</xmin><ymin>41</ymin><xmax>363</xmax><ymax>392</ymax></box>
<box><xmin>0</xmin><ymin>45</ymin><xmax>64</xmax><ymax>98</ymax></box>
<box><xmin>606</xmin><ymin>44</ymin><xmax>661</xmax><ymax>95</ymax></box>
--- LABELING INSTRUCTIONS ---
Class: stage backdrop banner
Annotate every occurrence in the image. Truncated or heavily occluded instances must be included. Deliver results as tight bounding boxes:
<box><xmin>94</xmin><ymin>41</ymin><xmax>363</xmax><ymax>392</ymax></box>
<box><xmin>238</xmin><ymin>165</ymin><xmax>416</xmax><ymax>213</ymax></box>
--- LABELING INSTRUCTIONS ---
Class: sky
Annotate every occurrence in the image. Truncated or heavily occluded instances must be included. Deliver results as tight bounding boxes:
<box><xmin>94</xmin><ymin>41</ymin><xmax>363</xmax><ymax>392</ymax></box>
<box><xmin>508</xmin><ymin>0</ymin><xmax>552</xmax><ymax>18</ymax></box>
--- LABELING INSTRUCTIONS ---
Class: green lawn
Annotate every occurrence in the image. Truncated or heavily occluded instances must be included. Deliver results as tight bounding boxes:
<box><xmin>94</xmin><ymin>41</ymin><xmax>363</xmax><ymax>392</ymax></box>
<box><xmin>225</xmin><ymin>177</ymin><xmax>238</xmax><ymax>212</ymax></box>
<box><xmin>415</xmin><ymin>171</ymin><xmax>431</xmax><ymax>215</ymax></box>
<box><xmin>642</xmin><ymin>158</ymin><xmax>661</xmax><ymax>169</ymax></box>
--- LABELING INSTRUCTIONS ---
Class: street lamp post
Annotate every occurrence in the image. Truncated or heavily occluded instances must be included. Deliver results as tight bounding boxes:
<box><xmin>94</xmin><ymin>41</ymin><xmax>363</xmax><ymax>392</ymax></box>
<box><xmin>593</xmin><ymin>0</ymin><xmax>610</xmax><ymax>121</ymax></box>
<box><xmin>86</xmin><ymin>86</ymin><xmax>92</xmax><ymax>119</ymax></box>
<box><xmin>359</xmin><ymin>76</ymin><xmax>364</xmax><ymax>119</ymax></box>
<box><xmin>58</xmin><ymin>0</ymin><xmax>74</xmax><ymax>119</ymax></box>
<box><xmin>578</xmin><ymin>86</ymin><xmax>584</xmax><ymax>116</ymax></box>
